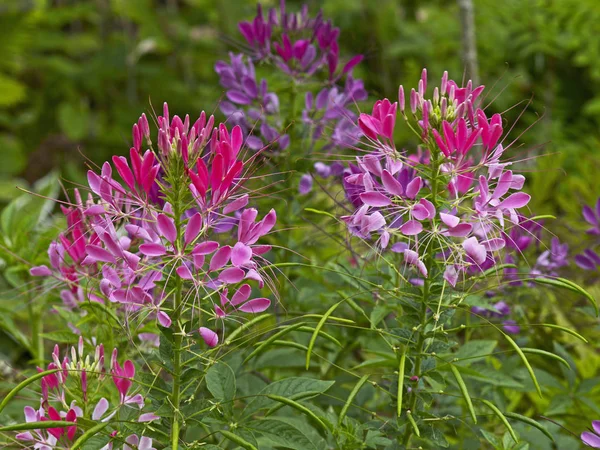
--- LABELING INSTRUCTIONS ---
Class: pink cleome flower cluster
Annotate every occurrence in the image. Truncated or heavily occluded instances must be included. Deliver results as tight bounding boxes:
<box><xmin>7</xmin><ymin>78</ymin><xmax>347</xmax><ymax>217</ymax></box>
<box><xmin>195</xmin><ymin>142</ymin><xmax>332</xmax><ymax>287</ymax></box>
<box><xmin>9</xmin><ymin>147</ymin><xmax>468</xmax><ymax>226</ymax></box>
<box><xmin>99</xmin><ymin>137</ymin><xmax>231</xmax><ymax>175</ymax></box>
<box><xmin>16</xmin><ymin>337</ymin><xmax>157</xmax><ymax>449</ymax></box>
<box><xmin>343</xmin><ymin>70</ymin><xmax>532</xmax><ymax>286</ymax></box>
<box><xmin>31</xmin><ymin>103</ymin><xmax>277</xmax><ymax>347</ymax></box>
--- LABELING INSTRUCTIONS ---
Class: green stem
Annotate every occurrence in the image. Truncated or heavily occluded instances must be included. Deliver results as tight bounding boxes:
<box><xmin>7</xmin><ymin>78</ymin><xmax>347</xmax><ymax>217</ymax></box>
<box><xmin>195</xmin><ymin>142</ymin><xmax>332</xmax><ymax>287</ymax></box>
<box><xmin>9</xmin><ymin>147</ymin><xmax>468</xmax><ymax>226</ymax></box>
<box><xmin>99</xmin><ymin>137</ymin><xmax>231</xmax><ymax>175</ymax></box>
<box><xmin>402</xmin><ymin>151</ymin><xmax>441</xmax><ymax>447</ymax></box>
<box><xmin>170</xmin><ymin>167</ymin><xmax>185</xmax><ymax>449</ymax></box>
<box><xmin>28</xmin><ymin>297</ymin><xmax>44</xmax><ymax>366</ymax></box>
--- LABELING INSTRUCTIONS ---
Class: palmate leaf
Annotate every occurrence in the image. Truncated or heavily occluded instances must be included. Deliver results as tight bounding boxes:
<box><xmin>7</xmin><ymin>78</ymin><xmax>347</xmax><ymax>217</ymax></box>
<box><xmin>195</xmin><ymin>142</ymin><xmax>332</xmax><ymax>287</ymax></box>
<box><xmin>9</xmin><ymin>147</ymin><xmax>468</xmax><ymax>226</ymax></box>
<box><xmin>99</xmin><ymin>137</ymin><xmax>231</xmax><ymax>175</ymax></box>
<box><xmin>205</xmin><ymin>361</ymin><xmax>236</xmax><ymax>403</ymax></box>
<box><xmin>249</xmin><ymin>418</ymin><xmax>319</xmax><ymax>450</ymax></box>
<box><xmin>244</xmin><ymin>377</ymin><xmax>335</xmax><ymax>416</ymax></box>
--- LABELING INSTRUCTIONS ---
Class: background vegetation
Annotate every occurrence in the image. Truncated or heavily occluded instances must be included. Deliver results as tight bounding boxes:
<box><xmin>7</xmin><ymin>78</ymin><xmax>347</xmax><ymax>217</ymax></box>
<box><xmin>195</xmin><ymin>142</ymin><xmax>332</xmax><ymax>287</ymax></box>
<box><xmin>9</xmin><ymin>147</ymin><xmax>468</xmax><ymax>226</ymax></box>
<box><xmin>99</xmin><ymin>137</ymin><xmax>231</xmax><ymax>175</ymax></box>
<box><xmin>1</xmin><ymin>0</ymin><xmax>600</xmax><ymax>448</ymax></box>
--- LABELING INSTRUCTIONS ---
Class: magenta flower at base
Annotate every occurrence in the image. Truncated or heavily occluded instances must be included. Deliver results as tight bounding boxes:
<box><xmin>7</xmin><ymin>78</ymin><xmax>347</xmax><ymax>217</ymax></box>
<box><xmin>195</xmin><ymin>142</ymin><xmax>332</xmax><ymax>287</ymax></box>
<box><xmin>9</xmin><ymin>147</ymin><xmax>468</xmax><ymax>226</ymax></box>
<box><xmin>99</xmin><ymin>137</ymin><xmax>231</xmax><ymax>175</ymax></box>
<box><xmin>582</xmin><ymin>421</ymin><xmax>600</xmax><ymax>448</ymax></box>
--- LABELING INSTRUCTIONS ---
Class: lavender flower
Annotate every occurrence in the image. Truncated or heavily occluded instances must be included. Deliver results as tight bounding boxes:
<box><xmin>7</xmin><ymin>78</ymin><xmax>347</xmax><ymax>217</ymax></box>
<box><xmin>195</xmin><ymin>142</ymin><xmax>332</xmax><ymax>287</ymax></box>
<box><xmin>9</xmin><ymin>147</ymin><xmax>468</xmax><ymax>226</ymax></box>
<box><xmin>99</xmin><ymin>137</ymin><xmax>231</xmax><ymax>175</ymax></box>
<box><xmin>582</xmin><ymin>421</ymin><xmax>600</xmax><ymax>448</ymax></box>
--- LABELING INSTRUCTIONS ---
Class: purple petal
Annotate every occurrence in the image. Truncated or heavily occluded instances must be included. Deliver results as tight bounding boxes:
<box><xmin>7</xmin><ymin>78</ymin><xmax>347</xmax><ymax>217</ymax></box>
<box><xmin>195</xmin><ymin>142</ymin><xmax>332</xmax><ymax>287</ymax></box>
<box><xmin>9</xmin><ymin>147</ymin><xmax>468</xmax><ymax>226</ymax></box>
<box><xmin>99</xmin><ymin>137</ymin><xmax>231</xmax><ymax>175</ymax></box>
<box><xmin>406</xmin><ymin>177</ymin><xmax>422</xmax><ymax>199</ymax></box>
<box><xmin>360</xmin><ymin>191</ymin><xmax>391</xmax><ymax>207</ymax></box>
<box><xmin>224</xmin><ymin>195</ymin><xmax>249</xmax><ymax>214</ymax></box>
<box><xmin>498</xmin><ymin>192</ymin><xmax>531</xmax><ymax>209</ymax></box>
<box><xmin>299</xmin><ymin>174</ymin><xmax>313</xmax><ymax>194</ymax></box>
<box><xmin>92</xmin><ymin>398</ymin><xmax>109</xmax><ymax>420</ymax></box>
<box><xmin>238</xmin><ymin>298</ymin><xmax>271</xmax><ymax>313</ymax></box>
<box><xmin>575</xmin><ymin>254</ymin><xmax>596</xmax><ymax>270</ymax></box>
<box><xmin>381</xmin><ymin>169</ymin><xmax>404</xmax><ymax>196</ymax></box>
<box><xmin>30</xmin><ymin>265</ymin><xmax>52</xmax><ymax>277</ymax></box>
<box><xmin>231</xmin><ymin>242</ymin><xmax>252</xmax><ymax>267</ymax></box>
<box><xmin>593</xmin><ymin>421</ymin><xmax>600</xmax><ymax>436</ymax></box>
<box><xmin>583</xmin><ymin>205</ymin><xmax>598</xmax><ymax>226</ymax></box>
<box><xmin>158</xmin><ymin>311</ymin><xmax>172</xmax><ymax>328</ymax></box>
<box><xmin>85</xmin><ymin>245</ymin><xmax>116</xmax><ymax>264</ymax></box>
<box><xmin>199</xmin><ymin>327</ymin><xmax>219</xmax><ymax>347</ymax></box>
<box><xmin>400</xmin><ymin>220</ymin><xmax>423</xmax><ymax>236</ymax></box>
<box><xmin>582</xmin><ymin>431</ymin><xmax>600</xmax><ymax>448</ymax></box>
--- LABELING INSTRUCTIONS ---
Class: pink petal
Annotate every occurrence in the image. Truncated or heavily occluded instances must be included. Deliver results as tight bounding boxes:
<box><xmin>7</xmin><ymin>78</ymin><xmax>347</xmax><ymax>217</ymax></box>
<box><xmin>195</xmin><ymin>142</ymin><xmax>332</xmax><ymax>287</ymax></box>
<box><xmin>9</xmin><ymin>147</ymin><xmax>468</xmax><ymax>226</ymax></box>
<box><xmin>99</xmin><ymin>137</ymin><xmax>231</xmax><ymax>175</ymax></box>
<box><xmin>199</xmin><ymin>327</ymin><xmax>219</xmax><ymax>347</ymax></box>
<box><xmin>92</xmin><ymin>398</ymin><xmax>109</xmax><ymax>420</ymax></box>
<box><xmin>30</xmin><ymin>265</ymin><xmax>52</xmax><ymax>277</ymax></box>
<box><xmin>463</xmin><ymin>237</ymin><xmax>487</xmax><ymax>265</ymax></box>
<box><xmin>85</xmin><ymin>245</ymin><xmax>116</xmax><ymax>264</ymax></box>
<box><xmin>157</xmin><ymin>311</ymin><xmax>172</xmax><ymax>328</ymax></box>
<box><xmin>139</xmin><ymin>243</ymin><xmax>167</xmax><ymax>257</ymax></box>
<box><xmin>440</xmin><ymin>213</ymin><xmax>460</xmax><ymax>228</ymax></box>
<box><xmin>209</xmin><ymin>246</ymin><xmax>232</xmax><ymax>272</ymax></box>
<box><xmin>238</xmin><ymin>298</ymin><xmax>271</xmax><ymax>313</ymax></box>
<box><xmin>219</xmin><ymin>267</ymin><xmax>245</xmax><ymax>283</ymax></box>
<box><xmin>381</xmin><ymin>169</ymin><xmax>404</xmax><ymax>196</ymax></box>
<box><xmin>157</xmin><ymin>214</ymin><xmax>177</xmax><ymax>244</ymax></box>
<box><xmin>406</xmin><ymin>177</ymin><xmax>422</xmax><ymax>199</ymax></box>
<box><xmin>498</xmin><ymin>192</ymin><xmax>531</xmax><ymax>209</ymax></box>
<box><xmin>223</xmin><ymin>194</ymin><xmax>249</xmax><ymax>214</ymax></box>
<box><xmin>176</xmin><ymin>265</ymin><xmax>193</xmax><ymax>280</ymax></box>
<box><xmin>360</xmin><ymin>191</ymin><xmax>391</xmax><ymax>207</ymax></box>
<box><xmin>400</xmin><ymin>220</ymin><xmax>423</xmax><ymax>236</ymax></box>
<box><xmin>231</xmin><ymin>284</ymin><xmax>251</xmax><ymax>306</ymax></box>
<box><xmin>138</xmin><ymin>413</ymin><xmax>160</xmax><ymax>423</ymax></box>
<box><xmin>184</xmin><ymin>214</ymin><xmax>202</xmax><ymax>245</ymax></box>
<box><xmin>231</xmin><ymin>242</ymin><xmax>252</xmax><ymax>267</ymax></box>
<box><xmin>193</xmin><ymin>241</ymin><xmax>219</xmax><ymax>255</ymax></box>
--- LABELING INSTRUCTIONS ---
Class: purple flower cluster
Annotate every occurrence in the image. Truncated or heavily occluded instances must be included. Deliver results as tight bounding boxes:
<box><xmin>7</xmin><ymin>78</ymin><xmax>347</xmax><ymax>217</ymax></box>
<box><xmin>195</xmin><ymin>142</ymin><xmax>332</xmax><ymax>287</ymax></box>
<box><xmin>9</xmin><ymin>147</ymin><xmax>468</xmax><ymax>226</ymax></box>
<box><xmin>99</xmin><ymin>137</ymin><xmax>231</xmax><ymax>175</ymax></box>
<box><xmin>216</xmin><ymin>1</ymin><xmax>366</xmax><ymax>193</ymax></box>
<box><xmin>576</xmin><ymin>198</ymin><xmax>600</xmax><ymax>271</ymax></box>
<box><xmin>342</xmin><ymin>70</ymin><xmax>533</xmax><ymax>286</ymax></box>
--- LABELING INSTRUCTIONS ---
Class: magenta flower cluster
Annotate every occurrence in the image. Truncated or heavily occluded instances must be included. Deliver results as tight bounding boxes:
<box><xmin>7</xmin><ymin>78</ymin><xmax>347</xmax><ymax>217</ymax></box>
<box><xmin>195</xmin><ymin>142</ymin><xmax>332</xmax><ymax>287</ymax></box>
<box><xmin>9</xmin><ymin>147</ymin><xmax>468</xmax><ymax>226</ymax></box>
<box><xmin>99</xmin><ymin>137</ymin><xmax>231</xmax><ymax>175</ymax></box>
<box><xmin>31</xmin><ymin>103</ymin><xmax>277</xmax><ymax>348</ymax></box>
<box><xmin>343</xmin><ymin>70</ymin><xmax>533</xmax><ymax>286</ymax></box>
<box><xmin>16</xmin><ymin>337</ymin><xmax>157</xmax><ymax>449</ymax></box>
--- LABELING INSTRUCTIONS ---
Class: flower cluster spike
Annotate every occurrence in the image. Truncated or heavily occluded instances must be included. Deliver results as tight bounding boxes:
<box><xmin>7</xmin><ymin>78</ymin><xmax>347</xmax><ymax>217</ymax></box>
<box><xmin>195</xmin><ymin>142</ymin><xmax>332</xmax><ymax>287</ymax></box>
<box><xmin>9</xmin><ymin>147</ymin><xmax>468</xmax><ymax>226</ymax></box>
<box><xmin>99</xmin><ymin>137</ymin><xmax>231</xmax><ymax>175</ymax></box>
<box><xmin>343</xmin><ymin>70</ymin><xmax>535</xmax><ymax>286</ymax></box>
<box><xmin>16</xmin><ymin>339</ymin><xmax>156</xmax><ymax>449</ymax></box>
<box><xmin>216</xmin><ymin>1</ymin><xmax>367</xmax><ymax>193</ymax></box>
<box><xmin>31</xmin><ymin>103</ymin><xmax>278</xmax><ymax>348</ymax></box>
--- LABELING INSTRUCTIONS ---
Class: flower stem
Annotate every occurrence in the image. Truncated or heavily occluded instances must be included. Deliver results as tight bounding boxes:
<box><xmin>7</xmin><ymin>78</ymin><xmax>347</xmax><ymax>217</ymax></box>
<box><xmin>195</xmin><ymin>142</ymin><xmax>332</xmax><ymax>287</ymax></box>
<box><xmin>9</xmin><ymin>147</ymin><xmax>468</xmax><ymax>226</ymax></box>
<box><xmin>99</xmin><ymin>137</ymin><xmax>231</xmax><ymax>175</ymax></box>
<box><xmin>28</xmin><ymin>292</ymin><xmax>44</xmax><ymax>366</ymax></box>
<box><xmin>171</xmin><ymin>276</ymin><xmax>183</xmax><ymax>449</ymax></box>
<box><xmin>402</xmin><ymin>150</ymin><xmax>441</xmax><ymax>446</ymax></box>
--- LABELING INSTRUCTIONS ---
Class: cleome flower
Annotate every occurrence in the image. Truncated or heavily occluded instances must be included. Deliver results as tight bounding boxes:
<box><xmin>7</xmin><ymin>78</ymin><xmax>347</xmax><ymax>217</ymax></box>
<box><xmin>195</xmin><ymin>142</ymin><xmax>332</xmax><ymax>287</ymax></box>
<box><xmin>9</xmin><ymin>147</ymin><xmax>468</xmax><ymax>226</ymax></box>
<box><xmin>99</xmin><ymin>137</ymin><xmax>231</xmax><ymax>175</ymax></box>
<box><xmin>342</xmin><ymin>70</ymin><xmax>533</xmax><ymax>286</ymax></box>
<box><xmin>30</xmin><ymin>103</ymin><xmax>278</xmax><ymax>348</ymax></box>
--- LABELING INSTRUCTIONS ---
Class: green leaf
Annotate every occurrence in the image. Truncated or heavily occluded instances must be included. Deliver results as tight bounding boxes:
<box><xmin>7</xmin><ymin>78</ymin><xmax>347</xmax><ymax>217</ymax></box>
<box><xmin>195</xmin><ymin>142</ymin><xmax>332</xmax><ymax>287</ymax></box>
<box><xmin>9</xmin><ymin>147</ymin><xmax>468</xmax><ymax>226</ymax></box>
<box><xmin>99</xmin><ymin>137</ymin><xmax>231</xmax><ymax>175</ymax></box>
<box><xmin>480</xmin><ymin>399</ymin><xmax>518</xmax><ymax>444</ymax></box>
<box><xmin>40</xmin><ymin>330</ymin><xmax>79</xmax><ymax>343</ymax></box>
<box><xmin>449</xmin><ymin>364</ymin><xmax>477</xmax><ymax>423</ymax></box>
<box><xmin>452</xmin><ymin>340</ymin><xmax>497</xmax><ymax>365</ymax></box>
<box><xmin>245</xmin><ymin>377</ymin><xmax>334</xmax><ymax>416</ymax></box>
<box><xmin>249</xmin><ymin>418</ymin><xmax>318</xmax><ymax>450</ymax></box>
<box><xmin>206</xmin><ymin>361</ymin><xmax>236</xmax><ymax>403</ymax></box>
